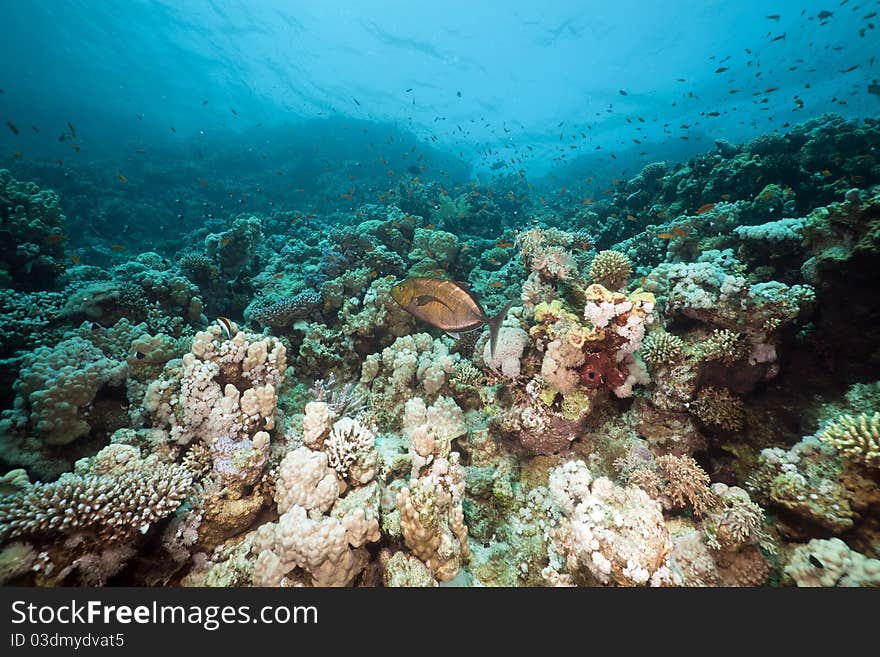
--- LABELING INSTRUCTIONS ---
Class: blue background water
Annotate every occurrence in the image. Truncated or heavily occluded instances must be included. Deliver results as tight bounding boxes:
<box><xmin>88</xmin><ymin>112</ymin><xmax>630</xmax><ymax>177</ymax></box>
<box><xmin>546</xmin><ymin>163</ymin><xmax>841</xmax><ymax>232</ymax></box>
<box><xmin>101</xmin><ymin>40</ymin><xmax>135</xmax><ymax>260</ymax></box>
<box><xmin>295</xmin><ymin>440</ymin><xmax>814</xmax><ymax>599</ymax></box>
<box><xmin>0</xmin><ymin>0</ymin><xmax>877</xmax><ymax>180</ymax></box>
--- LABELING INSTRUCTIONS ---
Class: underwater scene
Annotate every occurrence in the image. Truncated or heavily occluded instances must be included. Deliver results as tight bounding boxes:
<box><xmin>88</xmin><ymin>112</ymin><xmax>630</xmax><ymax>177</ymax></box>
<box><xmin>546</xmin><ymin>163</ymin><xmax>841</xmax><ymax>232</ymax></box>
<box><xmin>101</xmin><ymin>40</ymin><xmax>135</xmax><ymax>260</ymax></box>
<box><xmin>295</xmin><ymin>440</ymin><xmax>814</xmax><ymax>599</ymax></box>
<box><xmin>0</xmin><ymin>0</ymin><xmax>879</xmax><ymax>588</ymax></box>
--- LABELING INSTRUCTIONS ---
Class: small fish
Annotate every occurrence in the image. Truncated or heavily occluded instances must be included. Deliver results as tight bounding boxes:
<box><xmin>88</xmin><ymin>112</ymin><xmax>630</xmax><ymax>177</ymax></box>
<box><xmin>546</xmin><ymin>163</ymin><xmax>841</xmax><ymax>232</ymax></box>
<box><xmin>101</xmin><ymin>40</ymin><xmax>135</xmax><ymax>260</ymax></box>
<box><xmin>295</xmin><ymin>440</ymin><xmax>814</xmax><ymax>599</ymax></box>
<box><xmin>765</xmin><ymin>86</ymin><xmax>780</xmax><ymax>93</ymax></box>
<box><xmin>197</xmin><ymin>178</ymin><xmax>208</xmax><ymax>187</ymax></box>
<box><xmin>456</xmin><ymin>91</ymin><xmax>461</xmax><ymax>97</ymax></box>
<box><xmin>5</xmin><ymin>120</ymin><xmax>19</xmax><ymax>135</ymax></box>
<box><xmin>110</xmin><ymin>244</ymin><xmax>127</xmax><ymax>251</ymax></box>
<box><xmin>216</xmin><ymin>316</ymin><xmax>236</xmax><ymax>339</ymax></box>
<box><xmin>839</xmin><ymin>64</ymin><xmax>859</xmax><ymax>73</ymax></box>
<box><xmin>391</xmin><ymin>277</ymin><xmax>515</xmax><ymax>357</ymax></box>
<box><xmin>69</xmin><ymin>254</ymin><xmax>81</xmax><ymax>265</ymax></box>
<box><xmin>817</xmin><ymin>10</ymin><xmax>833</xmax><ymax>20</ymax></box>
<box><xmin>202</xmin><ymin>99</ymin><xmax>209</xmax><ymax>104</ymax></box>
<box><xmin>67</xmin><ymin>121</ymin><xmax>77</xmax><ymax>139</ymax></box>
<box><xmin>696</xmin><ymin>202</ymin><xmax>715</xmax><ymax>215</ymax></box>
<box><xmin>353</xmin><ymin>97</ymin><xmax>360</xmax><ymax>106</ymax></box>
<box><xmin>658</xmin><ymin>232</ymin><xmax>674</xmax><ymax>240</ymax></box>
<box><xmin>707</xmin><ymin>111</ymin><xmax>721</xmax><ymax>117</ymax></box>
<box><xmin>230</xmin><ymin>108</ymin><xmax>238</xmax><ymax>115</ymax></box>
<box><xmin>31</xmin><ymin>125</ymin><xmax>39</xmax><ymax>133</ymax></box>
<box><xmin>869</xmin><ymin>83</ymin><xmax>880</xmax><ymax>96</ymax></box>
<box><xmin>766</xmin><ymin>14</ymin><xmax>780</xmax><ymax>20</ymax></box>
<box><xmin>714</xmin><ymin>66</ymin><xmax>729</xmax><ymax>73</ymax></box>
<box><xmin>619</xmin><ymin>89</ymin><xmax>628</xmax><ymax>96</ymax></box>
<box><xmin>44</xmin><ymin>233</ymin><xmax>68</xmax><ymax>244</ymax></box>
<box><xmin>672</xmin><ymin>226</ymin><xmax>687</xmax><ymax>238</ymax></box>
<box><xmin>117</xmin><ymin>173</ymin><xmax>128</xmax><ymax>184</ymax></box>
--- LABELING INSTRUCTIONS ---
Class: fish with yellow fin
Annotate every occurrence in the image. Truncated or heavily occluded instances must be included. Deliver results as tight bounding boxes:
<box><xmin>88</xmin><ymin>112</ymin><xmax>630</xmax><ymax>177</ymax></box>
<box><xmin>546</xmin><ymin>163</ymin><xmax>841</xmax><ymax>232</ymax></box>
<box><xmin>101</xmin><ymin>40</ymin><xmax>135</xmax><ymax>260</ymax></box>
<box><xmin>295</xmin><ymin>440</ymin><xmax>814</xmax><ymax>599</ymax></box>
<box><xmin>216</xmin><ymin>316</ymin><xmax>237</xmax><ymax>339</ymax></box>
<box><xmin>391</xmin><ymin>277</ymin><xmax>514</xmax><ymax>357</ymax></box>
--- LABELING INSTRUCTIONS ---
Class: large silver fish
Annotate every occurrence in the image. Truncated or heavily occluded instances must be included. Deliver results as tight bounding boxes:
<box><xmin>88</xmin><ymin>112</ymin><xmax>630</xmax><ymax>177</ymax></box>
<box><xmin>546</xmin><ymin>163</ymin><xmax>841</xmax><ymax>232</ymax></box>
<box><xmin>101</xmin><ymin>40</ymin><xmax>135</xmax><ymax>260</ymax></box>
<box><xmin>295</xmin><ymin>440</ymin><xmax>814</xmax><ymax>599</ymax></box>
<box><xmin>391</xmin><ymin>277</ymin><xmax>514</xmax><ymax>357</ymax></box>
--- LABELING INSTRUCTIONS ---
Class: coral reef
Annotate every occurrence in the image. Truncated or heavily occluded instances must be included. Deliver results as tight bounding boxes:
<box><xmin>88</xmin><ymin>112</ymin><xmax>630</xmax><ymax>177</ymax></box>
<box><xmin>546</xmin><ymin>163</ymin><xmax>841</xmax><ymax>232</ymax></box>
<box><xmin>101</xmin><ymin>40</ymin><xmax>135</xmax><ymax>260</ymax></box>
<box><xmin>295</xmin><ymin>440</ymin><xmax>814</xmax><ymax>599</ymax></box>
<box><xmin>1</xmin><ymin>112</ymin><xmax>879</xmax><ymax>589</ymax></box>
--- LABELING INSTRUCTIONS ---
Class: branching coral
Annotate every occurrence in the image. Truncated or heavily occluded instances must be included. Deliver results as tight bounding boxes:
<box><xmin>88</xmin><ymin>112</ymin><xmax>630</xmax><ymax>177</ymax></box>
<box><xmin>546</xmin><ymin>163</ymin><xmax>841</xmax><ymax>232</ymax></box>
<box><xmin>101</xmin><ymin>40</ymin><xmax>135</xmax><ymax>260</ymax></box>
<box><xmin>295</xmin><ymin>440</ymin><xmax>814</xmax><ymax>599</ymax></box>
<box><xmin>817</xmin><ymin>412</ymin><xmax>880</xmax><ymax>469</ymax></box>
<box><xmin>0</xmin><ymin>444</ymin><xmax>191</xmax><ymax>542</ymax></box>
<box><xmin>251</xmin><ymin>439</ymin><xmax>381</xmax><ymax>586</ymax></box>
<box><xmin>699</xmin><ymin>329</ymin><xmax>748</xmax><ymax>365</ymax></box>
<box><xmin>690</xmin><ymin>386</ymin><xmax>744</xmax><ymax>431</ymax></box>
<box><xmin>549</xmin><ymin>460</ymin><xmax>674</xmax><ymax>586</ymax></box>
<box><xmin>588</xmin><ymin>250</ymin><xmax>632</xmax><ymax>290</ymax></box>
<box><xmin>655</xmin><ymin>455</ymin><xmax>719</xmax><ymax>517</ymax></box>
<box><xmin>639</xmin><ymin>331</ymin><xmax>685</xmax><ymax>367</ymax></box>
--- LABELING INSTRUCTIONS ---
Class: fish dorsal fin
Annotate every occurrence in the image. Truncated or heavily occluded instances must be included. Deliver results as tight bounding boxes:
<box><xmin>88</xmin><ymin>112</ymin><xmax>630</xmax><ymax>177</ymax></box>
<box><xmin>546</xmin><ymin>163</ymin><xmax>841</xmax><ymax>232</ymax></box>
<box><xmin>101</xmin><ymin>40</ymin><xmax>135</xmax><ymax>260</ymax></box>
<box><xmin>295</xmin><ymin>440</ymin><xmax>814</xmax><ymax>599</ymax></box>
<box><xmin>455</xmin><ymin>281</ymin><xmax>485</xmax><ymax>312</ymax></box>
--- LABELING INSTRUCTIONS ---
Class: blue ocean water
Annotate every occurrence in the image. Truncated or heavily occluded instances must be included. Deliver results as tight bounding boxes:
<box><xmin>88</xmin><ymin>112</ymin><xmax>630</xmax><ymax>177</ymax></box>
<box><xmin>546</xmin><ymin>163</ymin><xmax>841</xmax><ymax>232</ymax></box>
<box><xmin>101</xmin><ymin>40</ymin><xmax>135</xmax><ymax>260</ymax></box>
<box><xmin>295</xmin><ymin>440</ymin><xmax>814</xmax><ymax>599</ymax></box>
<box><xmin>0</xmin><ymin>1</ymin><xmax>878</xmax><ymax>587</ymax></box>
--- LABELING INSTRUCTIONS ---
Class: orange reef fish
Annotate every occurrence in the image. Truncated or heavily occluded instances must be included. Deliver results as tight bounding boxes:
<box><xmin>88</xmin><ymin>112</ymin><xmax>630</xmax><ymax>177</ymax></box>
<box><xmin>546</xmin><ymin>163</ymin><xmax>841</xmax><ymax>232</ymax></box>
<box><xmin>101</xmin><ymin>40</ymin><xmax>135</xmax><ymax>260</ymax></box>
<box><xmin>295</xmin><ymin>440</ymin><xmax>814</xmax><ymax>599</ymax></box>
<box><xmin>391</xmin><ymin>277</ymin><xmax>514</xmax><ymax>357</ymax></box>
<box><xmin>695</xmin><ymin>203</ymin><xmax>715</xmax><ymax>215</ymax></box>
<box><xmin>110</xmin><ymin>244</ymin><xmax>127</xmax><ymax>251</ymax></box>
<box><xmin>69</xmin><ymin>254</ymin><xmax>81</xmax><ymax>265</ymax></box>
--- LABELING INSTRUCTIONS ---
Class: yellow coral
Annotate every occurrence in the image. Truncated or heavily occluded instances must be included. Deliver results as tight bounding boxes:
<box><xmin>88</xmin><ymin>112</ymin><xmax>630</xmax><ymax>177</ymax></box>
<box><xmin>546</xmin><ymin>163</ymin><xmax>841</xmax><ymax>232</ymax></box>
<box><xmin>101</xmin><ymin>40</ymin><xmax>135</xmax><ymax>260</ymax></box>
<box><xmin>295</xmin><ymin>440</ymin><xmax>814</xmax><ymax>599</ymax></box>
<box><xmin>818</xmin><ymin>412</ymin><xmax>880</xmax><ymax>469</ymax></box>
<box><xmin>588</xmin><ymin>250</ymin><xmax>632</xmax><ymax>290</ymax></box>
<box><xmin>533</xmin><ymin>299</ymin><xmax>579</xmax><ymax>325</ymax></box>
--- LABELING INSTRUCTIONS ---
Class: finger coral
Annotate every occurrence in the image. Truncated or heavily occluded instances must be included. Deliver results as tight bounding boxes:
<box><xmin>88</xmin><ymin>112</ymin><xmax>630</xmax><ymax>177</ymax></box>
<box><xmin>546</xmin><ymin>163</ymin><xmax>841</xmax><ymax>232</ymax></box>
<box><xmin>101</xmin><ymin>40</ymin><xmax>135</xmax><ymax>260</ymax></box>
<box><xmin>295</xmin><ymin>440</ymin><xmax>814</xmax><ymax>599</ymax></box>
<box><xmin>817</xmin><ymin>412</ymin><xmax>880</xmax><ymax>469</ymax></box>
<box><xmin>0</xmin><ymin>444</ymin><xmax>191</xmax><ymax>542</ymax></box>
<box><xmin>588</xmin><ymin>250</ymin><xmax>632</xmax><ymax>290</ymax></box>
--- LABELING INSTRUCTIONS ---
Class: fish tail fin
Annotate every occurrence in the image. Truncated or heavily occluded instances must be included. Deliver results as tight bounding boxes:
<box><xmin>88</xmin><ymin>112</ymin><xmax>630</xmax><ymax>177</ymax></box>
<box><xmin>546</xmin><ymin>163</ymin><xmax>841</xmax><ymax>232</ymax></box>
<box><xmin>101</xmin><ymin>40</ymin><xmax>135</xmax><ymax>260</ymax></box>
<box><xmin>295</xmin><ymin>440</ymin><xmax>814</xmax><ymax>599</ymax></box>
<box><xmin>487</xmin><ymin>299</ymin><xmax>516</xmax><ymax>358</ymax></box>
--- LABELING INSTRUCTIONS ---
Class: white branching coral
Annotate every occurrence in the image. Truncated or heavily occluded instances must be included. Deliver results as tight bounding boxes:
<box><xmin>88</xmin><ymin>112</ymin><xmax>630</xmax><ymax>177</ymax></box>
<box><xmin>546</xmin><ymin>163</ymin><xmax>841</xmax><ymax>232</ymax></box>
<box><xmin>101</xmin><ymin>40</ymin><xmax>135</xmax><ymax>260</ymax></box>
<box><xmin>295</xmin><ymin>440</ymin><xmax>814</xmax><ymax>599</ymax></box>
<box><xmin>252</xmin><ymin>442</ymin><xmax>381</xmax><ymax>587</ymax></box>
<box><xmin>582</xmin><ymin>284</ymin><xmax>655</xmax><ymax>360</ymax></box>
<box><xmin>143</xmin><ymin>323</ymin><xmax>285</xmax><ymax>489</ymax></box>
<box><xmin>360</xmin><ymin>333</ymin><xmax>460</xmax><ymax>416</ymax></box>
<box><xmin>324</xmin><ymin>417</ymin><xmax>378</xmax><ymax>485</ymax></box>
<box><xmin>0</xmin><ymin>444</ymin><xmax>191</xmax><ymax>542</ymax></box>
<box><xmin>396</xmin><ymin>395</ymin><xmax>468</xmax><ymax>581</ymax></box>
<box><xmin>549</xmin><ymin>460</ymin><xmax>674</xmax><ymax>586</ymax></box>
<box><xmin>145</xmin><ymin>325</ymin><xmax>286</xmax><ymax>445</ymax></box>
